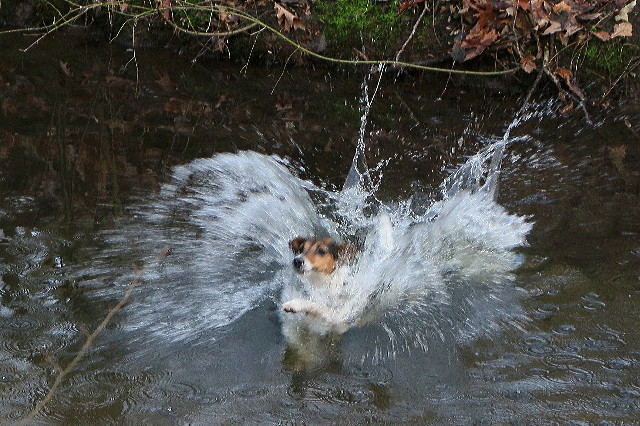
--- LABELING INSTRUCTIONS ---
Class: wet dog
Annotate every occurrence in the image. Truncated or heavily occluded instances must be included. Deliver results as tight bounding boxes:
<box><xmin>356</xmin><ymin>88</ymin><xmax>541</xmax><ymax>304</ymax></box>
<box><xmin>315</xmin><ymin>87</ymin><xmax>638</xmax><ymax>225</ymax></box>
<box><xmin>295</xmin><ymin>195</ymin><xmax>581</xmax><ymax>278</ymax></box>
<box><xmin>281</xmin><ymin>237</ymin><xmax>355</xmax><ymax>324</ymax></box>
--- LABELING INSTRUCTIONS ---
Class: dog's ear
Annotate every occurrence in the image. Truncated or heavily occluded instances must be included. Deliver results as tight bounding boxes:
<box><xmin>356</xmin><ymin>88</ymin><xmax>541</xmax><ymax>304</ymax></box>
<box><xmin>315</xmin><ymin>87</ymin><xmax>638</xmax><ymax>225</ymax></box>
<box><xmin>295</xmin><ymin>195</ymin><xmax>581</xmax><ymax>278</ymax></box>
<box><xmin>337</xmin><ymin>244</ymin><xmax>357</xmax><ymax>262</ymax></box>
<box><xmin>289</xmin><ymin>237</ymin><xmax>306</xmax><ymax>253</ymax></box>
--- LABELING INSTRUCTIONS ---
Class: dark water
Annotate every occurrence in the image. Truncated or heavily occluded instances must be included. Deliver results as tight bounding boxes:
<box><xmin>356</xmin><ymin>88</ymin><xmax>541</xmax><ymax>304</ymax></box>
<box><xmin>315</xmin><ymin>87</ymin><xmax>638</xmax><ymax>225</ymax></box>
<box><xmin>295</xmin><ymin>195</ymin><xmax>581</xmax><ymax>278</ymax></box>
<box><xmin>1</xmin><ymin>31</ymin><xmax>639</xmax><ymax>424</ymax></box>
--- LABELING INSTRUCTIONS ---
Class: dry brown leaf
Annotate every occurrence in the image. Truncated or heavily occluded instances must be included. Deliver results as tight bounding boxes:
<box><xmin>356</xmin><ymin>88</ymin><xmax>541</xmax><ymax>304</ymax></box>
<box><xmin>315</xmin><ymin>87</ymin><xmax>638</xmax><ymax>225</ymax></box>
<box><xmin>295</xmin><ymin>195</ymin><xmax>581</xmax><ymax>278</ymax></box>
<box><xmin>542</xmin><ymin>20</ymin><xmax>562</xmax><ymax>35</ymax></box>
<box><xmin>155</xmin><ymin>72</ymin><xmax>174</xmax><ymax>94</ymax></box>
<box><xmin>608</xmin><ymin>145</ymin><xmax>627</xmax><ymax>174</ymax></box>
<box><xmin>592</xmin><ymin>30</ymin><xmax>611</xmax><ymax>41</ymax></box>
<box><xmin>557</xmin><ymin>67</ymin><xmax>572</xmax><ymax>80</ymax></box>
<box><xmin>559</xmin><ymin>101</ymin><xmax>574</xmax><ymax>115</ymax></box>
<box><xmin>557</xmin><ymin>68</ymin><xmax>585</xmax><ymax>99</ymax></box>
<box><xmin>611</xmin><ymin>21</ymin><xmax>633</xmax><ymax>38</ymax></box>
<box><xmin>520</xmin><ymin>53</ymin><xmax>536</xmax><ymax>73</ymax></box>
<box><xmin>157</xmin><ymin>0</ymin><xmax>172</xmax><ymax>21</ymax></box>
<box><xmin>274</xmin><ymin>3</ymin><xmax>305</xmax><ymax>32</ymax></box>
<box><xmin>615</xmin><ymin>0</ymin><xmax>636</xmax><ymax>22</ymax></box>
<box><xmin>553</xmin><ymin>0</ymin><xmax>572</xmax><ymax>14</ymax></box>
<box><xmin>105</xmin><ymin>75</ymin><xmax>135</xmax><ymax>88</ymax></box>
<box><xmin>59</xmin><ymin>61</ymin><xmax>72</xmax><ymax>77</ymax></box>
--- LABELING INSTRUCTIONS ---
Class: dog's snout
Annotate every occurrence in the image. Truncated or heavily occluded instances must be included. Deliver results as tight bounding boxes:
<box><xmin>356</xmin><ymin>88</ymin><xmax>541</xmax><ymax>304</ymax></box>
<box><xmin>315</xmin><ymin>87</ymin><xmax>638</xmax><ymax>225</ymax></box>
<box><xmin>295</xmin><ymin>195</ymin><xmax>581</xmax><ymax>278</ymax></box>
<box><xmin>293</xmin><ymin>256</ymin><xmax>304</xmax><ymax>271</ymax></box>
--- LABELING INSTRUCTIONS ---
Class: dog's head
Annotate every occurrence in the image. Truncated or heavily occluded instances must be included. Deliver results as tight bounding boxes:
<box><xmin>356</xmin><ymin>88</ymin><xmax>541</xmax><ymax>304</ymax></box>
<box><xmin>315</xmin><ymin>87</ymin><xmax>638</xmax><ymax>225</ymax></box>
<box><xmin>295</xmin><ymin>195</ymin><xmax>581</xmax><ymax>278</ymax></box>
<box><xmin>289</xmin><ymin>237</ymin><xmax>354</xmax><ymax>275</ymax></box>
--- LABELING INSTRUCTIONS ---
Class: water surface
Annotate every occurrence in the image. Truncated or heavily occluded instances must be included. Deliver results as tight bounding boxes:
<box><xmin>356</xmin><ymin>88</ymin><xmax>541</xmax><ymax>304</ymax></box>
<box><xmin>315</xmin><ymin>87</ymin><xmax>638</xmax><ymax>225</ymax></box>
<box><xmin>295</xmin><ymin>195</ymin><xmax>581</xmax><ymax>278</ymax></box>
<box><xmin>1</xmin><ymin>31</ymin><xmax>639</xmax><ymax>424</ymax></box>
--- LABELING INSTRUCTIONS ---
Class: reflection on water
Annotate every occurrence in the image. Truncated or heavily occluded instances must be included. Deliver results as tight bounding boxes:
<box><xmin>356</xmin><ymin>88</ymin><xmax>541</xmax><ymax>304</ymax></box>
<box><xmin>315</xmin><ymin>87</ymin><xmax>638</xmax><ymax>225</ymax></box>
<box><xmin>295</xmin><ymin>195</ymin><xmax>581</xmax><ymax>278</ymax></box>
<box><xmin>0</xmin><ymin>32</ymin><xmax>639</xmax><ymax>424</ymax></box>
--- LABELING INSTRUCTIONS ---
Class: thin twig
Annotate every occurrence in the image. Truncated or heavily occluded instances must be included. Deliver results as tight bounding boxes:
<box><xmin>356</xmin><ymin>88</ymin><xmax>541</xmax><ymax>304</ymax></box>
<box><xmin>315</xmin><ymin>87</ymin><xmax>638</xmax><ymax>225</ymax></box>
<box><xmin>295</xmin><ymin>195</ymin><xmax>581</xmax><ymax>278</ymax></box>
<box><xmin>395</xmin><ymin>2</ymin><xmax>428</xmax><ymax>62</ymax></box>
<box><xmin>517</xmin><ymin>66</ymin><xmax>544</xmax><ymax>117</ymax></box>
<box><xmin>600</xmin><ymin>57</ymin><xmax>640</xmax><ymax>103</ymax></box>
<box><xmin>20</xmin><ymin>247</ymin><xmax>169</xmax><ymax>425</ymax></box>
<box><xmin>1</xmin><ymin>1</ymin><xmax>522</xmax><ymax>76</ymax></box>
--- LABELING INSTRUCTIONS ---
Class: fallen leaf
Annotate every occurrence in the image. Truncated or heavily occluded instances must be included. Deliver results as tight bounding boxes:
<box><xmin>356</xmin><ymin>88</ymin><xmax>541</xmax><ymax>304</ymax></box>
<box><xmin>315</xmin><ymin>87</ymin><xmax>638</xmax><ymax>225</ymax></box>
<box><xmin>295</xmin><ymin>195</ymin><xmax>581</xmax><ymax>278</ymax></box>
<box><xmin>155</xmin><ymin>72</ymin><xmax>174</xmax><ymax>94</ymax></box>
<box><xmin>559</xmin><ymin>101</ymin><xmax>574</xmax><ymax>115</ymax></box>
<box><xmin>553</xmin><ymin>1</ymin><xmax>572</xmax><ymax>14</ymax></box>
<box><xmin>59</xmin><ymin>61</ymin><xmax>72</xmax><ymax>77</ymax></box>
<box><xmin>542</xmin><ymin>20</ymin><xmax>562</xmax><ymax>35</ymax></box>
<box><xmin>517</xmin><ymin>0</ymin><xmax>531</xmax><ymax>11</ymax></box>
<box><xmin>615</xmin><ymin>0</ymin><xmax>636</xmax><ymax>22</ymax></box>
<box><xmin>274</xmin><ymin>3</ymin><xmax>305</xmax><ymax>32</ymax></box>
<box><xmin>611</xmin><ymin>21</ymin><xmax>633</xmax><ymax>38</ymax></box>
<box><xmin>157</xmin><ymin>0</ymin><xmax>172</xmax><ymax>21</ymax></box>
<box><xmin>556</xmin><ymin>68</ymin><xmax>585</xmax><ymax>99</ymax></box>
<box><xmin>608</xmin><ymin>145</ymin><xmax>627</xmax><ymax>174</ymax></box>
<box><xmin>399</xmin><ymin>0</ymin><xmax>424</xmax><ymax>12</ymax></box>
<box><xmin>592</xmin><ymin>30</ymin><xmax>611</xmax><ymax>41</ymax></box>
<box><xmin>105</xmin><ymin>75</ymin><xmax>135</xmax><ymax>88</ymax></box>
<box><xmin>214</xmin><ymin>94</ymin><xmax>227</xmax><ymax>109</ymax></box>
<box><xmin>578</xmin><ymin>12</ymin><xmax>602</xmax><ymax>20</ymax></box>
<box><xmin>520</xmin><ymin>53</ymin><xmax>536</xmax><ymax>73</ymax></box>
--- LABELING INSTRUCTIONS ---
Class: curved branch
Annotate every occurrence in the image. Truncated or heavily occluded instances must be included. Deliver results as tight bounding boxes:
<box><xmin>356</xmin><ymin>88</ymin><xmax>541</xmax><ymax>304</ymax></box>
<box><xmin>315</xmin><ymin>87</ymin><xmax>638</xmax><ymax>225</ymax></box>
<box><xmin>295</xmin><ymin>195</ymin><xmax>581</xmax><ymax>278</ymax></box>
<box><xmin>20</xmin><ymin>247</ymin><xmax>169</xmax><ymax>425</ymax></box>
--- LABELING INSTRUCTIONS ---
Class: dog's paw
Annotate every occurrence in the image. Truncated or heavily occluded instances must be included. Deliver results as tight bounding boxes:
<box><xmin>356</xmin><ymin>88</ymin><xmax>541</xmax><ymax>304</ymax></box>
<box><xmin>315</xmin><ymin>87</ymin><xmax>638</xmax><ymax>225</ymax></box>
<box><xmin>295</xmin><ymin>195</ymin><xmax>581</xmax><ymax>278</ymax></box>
<box><xmin>282</xmin><ymin>299</ymin><xmax>305</xmax><ymax>314</ymax></box>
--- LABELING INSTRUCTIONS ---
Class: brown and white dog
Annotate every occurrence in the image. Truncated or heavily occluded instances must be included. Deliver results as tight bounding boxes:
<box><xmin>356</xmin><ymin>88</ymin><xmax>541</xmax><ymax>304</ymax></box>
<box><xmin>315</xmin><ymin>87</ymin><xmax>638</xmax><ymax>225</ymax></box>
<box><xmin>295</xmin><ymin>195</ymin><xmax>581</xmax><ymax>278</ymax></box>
<box><xmin>281</xmin><ymin>237</ymin><xmax>354</xmax><ymax>323</ymax></box>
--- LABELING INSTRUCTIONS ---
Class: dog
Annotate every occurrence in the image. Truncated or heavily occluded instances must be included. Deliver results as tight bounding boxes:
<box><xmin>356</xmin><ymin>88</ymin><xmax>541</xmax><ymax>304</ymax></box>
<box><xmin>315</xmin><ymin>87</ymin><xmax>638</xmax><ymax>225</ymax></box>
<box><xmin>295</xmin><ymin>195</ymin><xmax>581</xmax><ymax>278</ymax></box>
<box><xmin>280</xmin><ymin>236</ymin><xmax>358</xmax><ymax>326</ymax></box>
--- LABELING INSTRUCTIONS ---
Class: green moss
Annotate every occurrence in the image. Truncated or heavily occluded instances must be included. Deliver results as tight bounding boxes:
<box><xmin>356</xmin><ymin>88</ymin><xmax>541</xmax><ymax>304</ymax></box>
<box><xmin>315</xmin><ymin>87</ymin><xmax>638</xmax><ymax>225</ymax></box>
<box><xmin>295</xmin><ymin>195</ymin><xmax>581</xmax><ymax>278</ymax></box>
<box><xmin>582</xmin><ymin>38</ymin><xmax>636</xmax><ymax>76</ymax></box>
<box><xmin>316</xmin><ymin>0</ymin><xmax>400</xmax><ymax>50</ymax></box>
<box><xmin>173</xmin><ymin>0</ymin><xmax>217</xmax><ymax>32</ymax></box>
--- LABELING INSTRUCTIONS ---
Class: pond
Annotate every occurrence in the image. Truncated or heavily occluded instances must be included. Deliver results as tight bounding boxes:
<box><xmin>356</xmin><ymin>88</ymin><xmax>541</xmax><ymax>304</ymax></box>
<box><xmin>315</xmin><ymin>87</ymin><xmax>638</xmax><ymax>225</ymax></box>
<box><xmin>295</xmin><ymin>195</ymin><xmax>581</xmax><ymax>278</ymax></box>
<box><xmin>1</xmin><ymin>31</ymin><xmax>639</xmax><ymax>424</ymax></box>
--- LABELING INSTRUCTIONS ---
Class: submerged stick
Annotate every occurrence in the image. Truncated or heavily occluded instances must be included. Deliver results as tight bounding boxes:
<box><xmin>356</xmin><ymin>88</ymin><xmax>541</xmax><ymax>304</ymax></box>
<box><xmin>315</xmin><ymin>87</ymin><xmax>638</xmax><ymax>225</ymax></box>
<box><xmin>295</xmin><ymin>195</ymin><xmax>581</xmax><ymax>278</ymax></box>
<box><xmin>20</xmin><ymin>247</ymin><xmax>169</xmax><ymax>425</ymax></box>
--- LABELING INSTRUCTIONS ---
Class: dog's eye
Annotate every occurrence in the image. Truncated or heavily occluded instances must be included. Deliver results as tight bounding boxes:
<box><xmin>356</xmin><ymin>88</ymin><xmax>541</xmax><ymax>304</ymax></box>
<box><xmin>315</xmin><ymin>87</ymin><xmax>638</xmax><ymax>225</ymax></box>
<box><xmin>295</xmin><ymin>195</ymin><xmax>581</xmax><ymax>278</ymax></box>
<box><xmin>316</xmin><ymin>248</ymin><xmax>327</xmax><ymax>256</ymax></box>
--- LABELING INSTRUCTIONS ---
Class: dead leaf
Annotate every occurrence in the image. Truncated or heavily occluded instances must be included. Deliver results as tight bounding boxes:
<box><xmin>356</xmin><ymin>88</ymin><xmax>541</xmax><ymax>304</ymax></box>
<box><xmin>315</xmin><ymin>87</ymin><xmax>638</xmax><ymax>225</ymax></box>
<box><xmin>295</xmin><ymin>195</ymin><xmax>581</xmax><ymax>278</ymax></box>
<box><xmin>353</xmin><ymin>48</ymin><xmax>370</xmax><ymax>61</ymax></box>
<box><xmin>578</xmin><ymin>12</ymin><xmax>602</xmax><ymax>20</ymax></box>
<box><xmin>592</xmin><ymin>30</ymin><xmax>611</xmax><ymax>41</ymax></box>
<box><xmin>542</xmin><ymin>20</ymin><xmax>562</xmax><ymax>35</ymax></box>
<box><xmin>274</xmin><ymin>3</ymin><xmax>305</xmax><ymax>32</ymax></box>
<box><xmin>399</xmin><ymin>0</ymin><xmax>425</xmax><ymax>13</ymax></box>
<box><xmin>105</xmin><ymin>75</ymin><xmax>135</xmax><ymax>88</ymax></box>
<box><xmin>559</xmin><ymin>101</ymin><xmax>574</xmax><ymax>115</ymax></box>
<box><xmin>556</xmin><ymin>68</ymin><xmax>585</xmax><ymax>100</ymax></box>
<box><xmin>214</xmin><ymin>94</ymin><xmax>227</xmax><ymax>109</ymax></box>
<box><xmin>615</xmin><ymin>0</ymin><xmax>636</xmax><ymax>22</ymax></box>
<box><xmin>155</xmin><ymin>72</ymin><xmax>174</xmax><ymax>94</ymax></box>
<box><xmin>517</xmin><ymin>0</ymin><xmax>531</xmax><ymax>11</ymax></box>
<box><xmin>520</xmin><ymin>53</ymin><xmax>536</xmax><ymax>73</ymax></box>
<box><xmin>59</xmin><ymin>61</ymin><xmax>72</xmax><ymax>77</ymax></box>
<box><xmin>611</xmin><ymin>21</ymin><xmax>633</xmax><ymax>38</ymax></box>
<box><xmin>553</xmin><ymin>1</ymin><xmax>572</xmax><ymax>14</ymax></box>
<box><xmin>608</xmin><ymin>145</ymin><xmax>627</xmax><ymax>174</ymax></box>
<box><xmin>219</xmin><ymin>12</ymin><xmax>241</xmax><ymax>24</ymax></box>
<box><xmin>157</xmin><ymin>0</ymin><xmax>171</xmax><ymax>21</ymax></box>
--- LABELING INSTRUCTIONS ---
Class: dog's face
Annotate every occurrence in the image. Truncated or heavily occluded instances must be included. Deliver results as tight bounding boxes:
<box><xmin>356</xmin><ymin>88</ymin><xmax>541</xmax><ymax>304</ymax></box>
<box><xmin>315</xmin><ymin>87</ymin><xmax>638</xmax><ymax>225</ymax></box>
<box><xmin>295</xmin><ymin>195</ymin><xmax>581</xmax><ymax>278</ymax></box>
<box><xmin>289</xmin><ymin>237</ymin><xmax>347</xmax><ymax>275</ymax></box>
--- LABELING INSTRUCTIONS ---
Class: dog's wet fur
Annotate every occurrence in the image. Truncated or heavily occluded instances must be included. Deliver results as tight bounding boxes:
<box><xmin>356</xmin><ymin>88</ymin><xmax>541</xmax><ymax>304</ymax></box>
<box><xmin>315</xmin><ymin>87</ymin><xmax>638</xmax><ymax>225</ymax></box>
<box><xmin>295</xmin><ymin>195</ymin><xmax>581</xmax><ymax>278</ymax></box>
<box><xmin>281</xmin><ymin>237</ymin><xmax>355</xmax><ymax>319</ymax></box>
<box><xmin>289</xmin><ymin>237</ymin><xmax>349</xmax><ymax>276</ymax></box>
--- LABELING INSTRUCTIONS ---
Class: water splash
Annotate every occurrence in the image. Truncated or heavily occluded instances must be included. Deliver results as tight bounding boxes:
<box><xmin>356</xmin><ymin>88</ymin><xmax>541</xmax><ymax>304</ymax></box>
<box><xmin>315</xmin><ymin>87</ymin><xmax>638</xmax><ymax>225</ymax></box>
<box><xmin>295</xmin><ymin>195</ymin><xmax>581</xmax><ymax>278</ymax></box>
<box><xmin>71</xmin><ymin>99</ymin><xmax>533</xmax><ymax>360</ymax></box>
<box><xmin>343</xmin><ymin>66</ymin><xmax>385</xmax><ymax>194</ymax></box>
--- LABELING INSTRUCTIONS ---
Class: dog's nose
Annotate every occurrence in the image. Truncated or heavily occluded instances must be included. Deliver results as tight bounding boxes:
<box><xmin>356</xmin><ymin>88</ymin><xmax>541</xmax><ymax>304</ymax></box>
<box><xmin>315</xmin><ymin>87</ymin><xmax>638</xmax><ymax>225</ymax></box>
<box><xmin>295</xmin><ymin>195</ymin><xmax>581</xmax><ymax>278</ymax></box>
<box><xmin>293</xmin><ymin>256</ymin><xmax>304</xmax><ymax>271</ymax></box>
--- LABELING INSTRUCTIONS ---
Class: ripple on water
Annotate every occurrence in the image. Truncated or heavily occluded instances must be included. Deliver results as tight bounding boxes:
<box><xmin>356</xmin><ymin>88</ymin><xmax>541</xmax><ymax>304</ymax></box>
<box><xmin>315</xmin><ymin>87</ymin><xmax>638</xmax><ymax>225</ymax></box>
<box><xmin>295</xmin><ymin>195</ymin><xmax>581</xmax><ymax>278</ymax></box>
<box><xmin>581</xmin><ymin>292</ymin><xmax>606</xmax><ymax>312</ymax></box>
<box><xmin>138</xmin><ymin>373</ymin><xmax>201</xmax><ymax>409</ymax></box>
<box><xmin>542</xmin><ymin>352</ymin><xmax>602</xmax><ymax>386</ymax></box>
<box><xmin>532</xmin><ymin>303</ymin><xmax>560</xmax><ymax>320</ymax></box>
<box><xmin>287</xmin><ymin>366</ymin><xmax>392</xmax><ymax>410</ymax></box>
<box><xmin>44</xmin><ymin>369</ymin><xmax>157</xmax><ymax>422</ymax></box>
<box><xmin>5</xmin><ymin>316</ymin><xmax>40</xmax><ymax>332</ymax></box>
<box><xmin>604</xmin><ymin>357</ymin><xmax>634</xmax><ymax>371</ymax></box>
<box><xmin>2</xmin><ymin>313</ymin><xmax>78</xmax><ymax>360</ymax></box>
<box><xmin>554</xmin><ymin>324</ymin><xmax>576</xmax><ymax>335</ymax></box>
<box><xmin>523</xmin><ymin>333</ymin><xmax>555</xmax><ymax>356</ymax></box>
<box><xmin>0</xmin><ymin>357</ymin><xmax>49</xmax><ymax>422</ymax></box>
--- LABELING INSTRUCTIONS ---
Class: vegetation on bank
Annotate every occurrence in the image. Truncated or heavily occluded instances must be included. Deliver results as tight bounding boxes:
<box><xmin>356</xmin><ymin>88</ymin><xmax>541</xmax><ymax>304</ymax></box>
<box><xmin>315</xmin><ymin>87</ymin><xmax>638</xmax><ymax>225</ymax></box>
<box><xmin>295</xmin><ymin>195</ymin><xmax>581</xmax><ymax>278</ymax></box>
<box><xmin>0</xmin><ymin>1</ymin><xmax>638</xmax><ymax>103</ymax></box>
